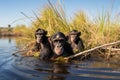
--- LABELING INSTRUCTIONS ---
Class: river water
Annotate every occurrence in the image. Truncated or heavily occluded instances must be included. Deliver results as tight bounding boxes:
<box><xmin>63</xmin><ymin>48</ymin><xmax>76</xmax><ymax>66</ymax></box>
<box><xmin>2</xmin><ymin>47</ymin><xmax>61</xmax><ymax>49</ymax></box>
<box><xmin>0</xmin><ymin>37</ymin><xmax>120</xmax><ymax>80</ymax></box>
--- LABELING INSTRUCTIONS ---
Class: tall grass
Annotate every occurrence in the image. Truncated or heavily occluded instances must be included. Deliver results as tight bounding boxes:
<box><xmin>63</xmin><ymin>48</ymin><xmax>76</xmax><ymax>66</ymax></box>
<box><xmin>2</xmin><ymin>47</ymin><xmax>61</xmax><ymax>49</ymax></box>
<box><xmin>14</xmin><ymin>0</ymin><xmax>120</xmax><ymax>49</ymax></box>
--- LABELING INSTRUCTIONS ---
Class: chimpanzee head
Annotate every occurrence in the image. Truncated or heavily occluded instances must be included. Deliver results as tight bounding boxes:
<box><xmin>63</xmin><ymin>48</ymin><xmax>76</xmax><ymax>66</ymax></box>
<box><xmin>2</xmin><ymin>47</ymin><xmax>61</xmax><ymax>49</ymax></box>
<box><xmin>51</xmin><ymin>32</ymin><xmax>67</xmax><ymax>55</ymax></box>
<box><xmin>35</xmin><ymin>28</ymin><xmax>47</xmax><ymax>43</ymax></box>
<box><xmin>68</xmin><ymin>30</ymin><xmax>81</xmax><ymax>42</ymax></box>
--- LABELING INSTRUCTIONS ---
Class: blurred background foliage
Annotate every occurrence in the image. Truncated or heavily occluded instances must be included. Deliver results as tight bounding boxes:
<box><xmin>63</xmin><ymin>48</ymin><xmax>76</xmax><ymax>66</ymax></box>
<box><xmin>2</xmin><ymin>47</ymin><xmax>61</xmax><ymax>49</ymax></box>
<box><xmin>13</xmin><ymin>0</ymin><xmax>120</xmax><ymax>49</ymax></box>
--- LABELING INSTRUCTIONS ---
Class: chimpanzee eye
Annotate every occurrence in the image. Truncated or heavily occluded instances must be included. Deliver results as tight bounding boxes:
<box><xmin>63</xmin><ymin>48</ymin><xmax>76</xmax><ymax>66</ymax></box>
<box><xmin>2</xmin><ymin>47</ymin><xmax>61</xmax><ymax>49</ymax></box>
<box><xmin>36</xmin><ymin>35</ymin><xmax>40</xmax><ymax>37</ymax></box>
<box><xmin>59</xmin><ymin>40</ymin><xmax>64</xmax><ymax>42</ymax></box>
<box><xmin>71</xmin><ymin>34</ymin><xmax>77</xmax><ymax>36</ymax></box>
<box><xmin>71</xmin><ymin>34</ymin><xmax>77</xmax><ymax>37</ymax></box>
<box><xmin>54</xmin><ymin>40</ymin><xmax>59</xmax><ymax>43</ymax></box>
<box><xmin>36</xmin><ymin>33</ymin><xmax>42</xmax><ymax>35</ymax></box>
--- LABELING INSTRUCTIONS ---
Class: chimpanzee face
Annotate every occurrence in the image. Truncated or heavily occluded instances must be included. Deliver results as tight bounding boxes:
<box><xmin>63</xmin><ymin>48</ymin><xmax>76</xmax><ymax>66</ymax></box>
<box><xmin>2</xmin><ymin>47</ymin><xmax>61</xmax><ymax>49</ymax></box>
<box><xmin>36</xmin><ymin>33</ymin><xmax>44</xmax><ymax>43</ymax></box>
<box><xmin>51</xmin><ymin>32</ymin><xmax>66</xmax><ymax>55</ymax></box>
<box><xmin>70</xmin><ymin>34</ymin><xmax>78</xmax><ymax>42</ymax></box>
<box><xmin>35</xmin><ymin>28</ymin><xmax>47</xmax><ymax>43</ymax></box>
<box><xmin>53</xmin><ymin>39</ymin><xmax>65</xmax><ymax>55</ymax></box>
<box><xmin>69</xmin><ymin>30</ymin><xmax>81</xmax><ymax>42</ymax></box>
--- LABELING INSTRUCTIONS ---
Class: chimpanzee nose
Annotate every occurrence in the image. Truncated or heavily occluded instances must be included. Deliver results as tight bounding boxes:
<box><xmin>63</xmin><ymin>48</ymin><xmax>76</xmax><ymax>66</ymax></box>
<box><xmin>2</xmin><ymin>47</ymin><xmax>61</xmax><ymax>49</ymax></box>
<box><xmin>56</xmin><ymin>43</ymin><xmax>62</xmax><ymax>48</ymax></box>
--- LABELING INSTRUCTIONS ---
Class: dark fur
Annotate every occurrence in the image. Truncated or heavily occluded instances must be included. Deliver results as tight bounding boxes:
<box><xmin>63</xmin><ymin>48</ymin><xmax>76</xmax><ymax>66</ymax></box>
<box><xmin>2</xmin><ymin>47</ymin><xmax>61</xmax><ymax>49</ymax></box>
<box><xmin>33</xmin><ymin>28</ymin><xmax>53</xmax><ymax>60</ymax></box>
<box><xmin>67</xmin><ymin>30</ymin><xmax>84</xmax><ymax>53</ymax></box>
<box><xmin>50</xmin><ymin>32</ymin><xmax>74</xmax><ymax>59</ymax></box>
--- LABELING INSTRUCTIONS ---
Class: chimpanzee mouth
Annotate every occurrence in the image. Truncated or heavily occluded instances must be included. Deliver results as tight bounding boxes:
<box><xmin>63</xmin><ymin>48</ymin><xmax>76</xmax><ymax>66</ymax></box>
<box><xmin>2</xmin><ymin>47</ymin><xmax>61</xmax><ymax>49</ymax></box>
<box><xmin>37</xmin><ymin>37</ymin><xmax>44</xmax><ymax>42</ymax></box>
<box><xmin>36</xmin><ymin>38</ymin><xmax>42</xmax><ymax>43</ymax></box>
<box><xmin>54</xmin><ymin>47</ymin><xmax>64</xmax><ymax>55</ymax></box>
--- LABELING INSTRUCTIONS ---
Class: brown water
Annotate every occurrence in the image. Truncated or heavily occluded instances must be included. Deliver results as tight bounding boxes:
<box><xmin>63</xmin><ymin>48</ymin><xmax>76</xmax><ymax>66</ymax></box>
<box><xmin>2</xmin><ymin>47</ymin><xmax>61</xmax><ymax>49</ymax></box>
<box><xmin>0</xmin><ymin>37</ymin><xmax>120</xmax><ymax>80</ymax></box>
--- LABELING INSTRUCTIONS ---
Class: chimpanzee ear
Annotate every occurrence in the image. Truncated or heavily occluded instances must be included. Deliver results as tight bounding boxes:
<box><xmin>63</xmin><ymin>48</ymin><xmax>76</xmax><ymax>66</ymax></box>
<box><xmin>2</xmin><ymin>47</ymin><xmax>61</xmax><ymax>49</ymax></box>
<box><xmin>65</xmin><ymin>37</ymin><xmax>67</xmax><ymax>41</ymax></box>
<box><xmin>35</xmin><ymin>31</ymin><xmax>37</xmax><ymax>39</ymax></box>
<box><xmin>48</xmin><ymin>36</ymin><xmax>52</xmax><ymax>43</ymax></box>
<box><xmin>66</xmin><ymin>35</ymin><xmax>69</xmax><ymax>40</ymax></box>
<box><xmin>35</xmin><ymin>35</ymin><xmax>36</xmax><ymax>39</ymax></box>
<box><xmin>78</xmin><ymin>32</ymin><xmax>81</xmax><ymax>36</ymax></box>
<box><xmin>35</xmin><ymin>32</ymin><xmax>36</xmax><ymax>39</ymax></box>
<box><xmin>45</xmin><ymin>31</ymin><xmax>47</xmax><ymax>35</ymax></box>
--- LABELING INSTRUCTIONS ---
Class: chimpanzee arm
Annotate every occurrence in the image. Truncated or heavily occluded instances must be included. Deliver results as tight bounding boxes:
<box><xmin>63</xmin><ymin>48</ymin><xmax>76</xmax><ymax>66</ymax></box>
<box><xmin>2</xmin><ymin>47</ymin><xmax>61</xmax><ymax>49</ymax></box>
<box><xmin>78</xmin><ymin>38</ymin><xmax>84</xmax><ymax>52</ymax></box>
<box><xmin>64</xmin><ymin>43</ymin><xmax>74</xmax><ymax>56</ymax></box>
<box><xmin>32</xmin><ymin>42</ymin><xmax>41</xmax><ymax>51</ymax></box>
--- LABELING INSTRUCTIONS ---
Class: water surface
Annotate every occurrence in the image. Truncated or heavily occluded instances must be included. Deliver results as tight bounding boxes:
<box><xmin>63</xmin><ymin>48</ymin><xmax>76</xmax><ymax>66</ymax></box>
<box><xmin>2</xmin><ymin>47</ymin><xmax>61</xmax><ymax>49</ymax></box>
<box><xmin>0</xmin><ymin>37</ymin><xmax>120</xmax><ymax>80</ymax></box>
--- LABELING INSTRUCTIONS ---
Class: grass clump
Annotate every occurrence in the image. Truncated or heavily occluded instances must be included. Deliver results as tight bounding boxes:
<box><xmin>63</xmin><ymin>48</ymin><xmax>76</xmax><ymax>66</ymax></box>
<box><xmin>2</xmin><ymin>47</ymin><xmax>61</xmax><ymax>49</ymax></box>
<box><xmin>14</xmin><ymin>0</ymin><xmax>120</xmax><ymax>50</ymax></box>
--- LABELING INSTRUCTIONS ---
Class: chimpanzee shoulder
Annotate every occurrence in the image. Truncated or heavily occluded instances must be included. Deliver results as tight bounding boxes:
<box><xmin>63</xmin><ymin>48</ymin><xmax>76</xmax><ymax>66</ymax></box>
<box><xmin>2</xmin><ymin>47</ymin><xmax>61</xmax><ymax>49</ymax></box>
<box><xmin>64</xmin><ymin>42</ymin><xmax>74</xmax><ymax>56</ymax></box>
<box><xmin>77</xmin><ymin>38</ymin><xmax>85</xmax><ymax>52</ymax></box>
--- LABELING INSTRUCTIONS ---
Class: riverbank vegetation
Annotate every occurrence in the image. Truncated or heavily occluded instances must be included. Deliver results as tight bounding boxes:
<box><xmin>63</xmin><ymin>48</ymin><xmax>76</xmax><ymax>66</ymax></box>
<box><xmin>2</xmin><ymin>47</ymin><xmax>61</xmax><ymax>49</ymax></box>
<box><xmin>13</xmin><ymin>1</ymin><xmax>120</xmax><ymax>49</ymax></box>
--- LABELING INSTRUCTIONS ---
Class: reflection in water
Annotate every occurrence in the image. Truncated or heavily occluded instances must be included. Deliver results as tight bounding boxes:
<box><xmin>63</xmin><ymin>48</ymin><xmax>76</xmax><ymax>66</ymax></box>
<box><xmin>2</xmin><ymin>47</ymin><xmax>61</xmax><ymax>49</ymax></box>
<box><xmin>53</xmin><ymin>63</ymin><xmax>69</xmax><ymax>74</ymax></box>
<box><xmin>0</xmin><ymin>37</ymin><xmax>120</xmax><ymax>80</ymax></box>
<box><xmin>34</xmin><ymin>61</ymin><xmax>69</xmax><ymax>80</ymax></box>
<box><xmin>8</xmin><ymin>37</ymin><xmax>12</xmax><ymax>43</ymax></box>
<box><xmin>0</xmin><ymin>36</ymin><xmax>14</xmax><ymax>46</ymax></box>
<box><xmin>49</xmin><ymin>63</ymin><xmax>69</xmax><ymax>80</ymax></box>
<box><xmin>0</xmin><ymin>36</ymin><xmax>12</xmax><ymax>43</ymax></box>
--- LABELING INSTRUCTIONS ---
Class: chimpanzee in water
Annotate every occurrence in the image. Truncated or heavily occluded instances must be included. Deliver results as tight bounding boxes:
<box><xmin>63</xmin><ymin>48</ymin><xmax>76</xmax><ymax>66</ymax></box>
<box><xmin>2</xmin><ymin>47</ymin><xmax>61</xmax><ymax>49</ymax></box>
<box><xmin>33</xmin><ymin>28</ymin><xmax>53</xmax><ymax>60</ymax></box>
<box><xmin>67</xmin><ymin>30</ymin><xmax>84</xmax><ymax>53</ymax></box>
<box><xmin>50</xmin><ymin>32</ymin><xmax>74</xmax><ymax>59</ymax></box>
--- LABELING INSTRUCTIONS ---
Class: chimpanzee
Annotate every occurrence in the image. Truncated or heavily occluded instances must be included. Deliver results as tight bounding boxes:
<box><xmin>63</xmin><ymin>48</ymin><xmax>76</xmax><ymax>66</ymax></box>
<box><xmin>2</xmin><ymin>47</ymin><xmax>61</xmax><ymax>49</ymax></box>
<box><xmin>50</xmin><ymin>32</ymin><xmax>74</xmax><ymax>59</ymax></box>
<box><xmin>33</xmin><ymin>28</ymin><xmax>53</xmax><ymax>60</ymax></box>
<box><xmin>67</xmin><ymin>30</ymin><xmax>84</xmax><ymax>53</ymax></box>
